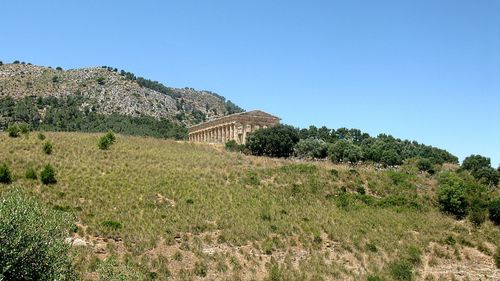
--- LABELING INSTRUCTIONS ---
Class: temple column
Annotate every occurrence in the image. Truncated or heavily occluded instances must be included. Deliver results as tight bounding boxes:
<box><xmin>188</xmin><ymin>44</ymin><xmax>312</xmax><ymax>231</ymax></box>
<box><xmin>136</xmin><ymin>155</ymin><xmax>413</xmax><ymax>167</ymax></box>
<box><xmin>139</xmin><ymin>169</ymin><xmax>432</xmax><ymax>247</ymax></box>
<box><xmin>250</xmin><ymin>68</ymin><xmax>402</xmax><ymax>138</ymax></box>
<box><xmin>222</xmin><ymin>125</ymin><xmax>227</xmax><ymax>143</ymax></box>
<box><xmin>242</xmin><ymin>123</ymin><xmax>247</xmax><ymax>144</ymax></box>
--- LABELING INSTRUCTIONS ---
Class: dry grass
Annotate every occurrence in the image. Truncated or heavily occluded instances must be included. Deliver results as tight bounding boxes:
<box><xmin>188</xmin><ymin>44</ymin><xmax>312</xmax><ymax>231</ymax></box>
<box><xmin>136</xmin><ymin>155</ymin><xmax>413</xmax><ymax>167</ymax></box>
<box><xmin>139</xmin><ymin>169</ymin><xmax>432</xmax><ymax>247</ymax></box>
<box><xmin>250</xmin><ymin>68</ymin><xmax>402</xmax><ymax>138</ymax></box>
<box><xmin>0</xmin><ymin>132</ymin><xmax>498</xmax><ymax>280</ymax></box>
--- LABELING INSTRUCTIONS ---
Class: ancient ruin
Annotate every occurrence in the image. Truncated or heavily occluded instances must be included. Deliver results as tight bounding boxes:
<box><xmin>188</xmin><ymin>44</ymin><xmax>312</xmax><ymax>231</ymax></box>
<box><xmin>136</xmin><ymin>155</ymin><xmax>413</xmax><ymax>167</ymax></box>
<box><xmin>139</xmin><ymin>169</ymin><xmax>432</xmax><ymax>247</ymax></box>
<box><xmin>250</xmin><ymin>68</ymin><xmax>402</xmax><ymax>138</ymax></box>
<box><xmin>188</xmin><ymin>110</ymin><xmax>280</xmax><ymax>144</ymax></box>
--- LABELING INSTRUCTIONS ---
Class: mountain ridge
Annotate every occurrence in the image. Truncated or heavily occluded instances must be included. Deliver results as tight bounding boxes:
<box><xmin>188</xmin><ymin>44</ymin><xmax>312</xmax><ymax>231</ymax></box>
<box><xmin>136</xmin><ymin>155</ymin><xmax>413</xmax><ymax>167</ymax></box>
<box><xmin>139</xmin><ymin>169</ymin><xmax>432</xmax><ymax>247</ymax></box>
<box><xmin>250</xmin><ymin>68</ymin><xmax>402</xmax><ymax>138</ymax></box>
<box><xmin>0</xmin><ymin>61</ymin><xmax>245</xmax><ymax>126</ymax></box>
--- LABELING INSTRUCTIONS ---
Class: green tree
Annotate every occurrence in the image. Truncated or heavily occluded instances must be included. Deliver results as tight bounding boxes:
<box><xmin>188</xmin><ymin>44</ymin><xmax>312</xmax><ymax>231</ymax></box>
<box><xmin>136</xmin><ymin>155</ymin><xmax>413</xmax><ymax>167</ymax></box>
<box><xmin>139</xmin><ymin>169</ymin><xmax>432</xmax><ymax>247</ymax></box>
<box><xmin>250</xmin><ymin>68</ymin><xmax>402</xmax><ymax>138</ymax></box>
<box><xmin>328</xmin><ymin>140</ymin><xmax>363</xmax><ymax>164</ymax></box>
<box><xmin>246</xmin><ymin>124</ymin><xmax>300</xmax><ymax>157</ymax></box>
<box><xmin>462</xmin><ymin>155</ymin><xmax>491</xmax><ymax>172</ymax></box>
<box><xmin>437</xmin><ymin>174</ymin><xmax>469</xmax><ymax>218</ymax></box>
<box><xmin>293</xmin><ymin>138</ymin><xmax>328</xmax><ymax>159</ymax></box>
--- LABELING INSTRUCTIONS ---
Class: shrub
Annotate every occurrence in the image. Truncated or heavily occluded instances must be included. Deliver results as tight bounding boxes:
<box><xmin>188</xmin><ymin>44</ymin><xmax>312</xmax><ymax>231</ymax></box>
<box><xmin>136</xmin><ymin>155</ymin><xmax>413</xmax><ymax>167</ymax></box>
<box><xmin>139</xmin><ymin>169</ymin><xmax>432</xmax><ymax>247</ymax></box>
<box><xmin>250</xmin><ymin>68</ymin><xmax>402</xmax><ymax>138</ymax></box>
<box><xmin>437</xmin><ymin>179</ymin><xmax>468</xmax><ymax>219</ymax></box>
<box><xmin>43</xmin><ymin>141</ymin><xmax>53</xmax><ymax>155</ymax></box>
<box><xmin>0</xmin><ymin>190</ymin><xmax>76</xmax><ymax>280</ymax></box>
<box><xmin>488</xmin><ymin>197</ymin><xmax>500</xmax><ymax>225</ymax></box>
<box><xmin>7</xmin><ymin>124</ymin><xmax>20</xmax><ymax>137</ymax></box>
<box><xmin>388</xmin><ymin>260</ymin><xmax>413</xmax><ymax>281</ymax></box>
<box><xmin>56</xmin><ymin>66</ymin><xmax>63</xmax><ymax>71</ymax></box>
<box><xmin>96</xmin><ymin>76</ymin><xmax>105</xmax><ymax>85</ymax></box>
<box><xmin>40</xmin><ymin>164</ymin><xmax>57</xmax><ymax>184</ymax></box>
<box><xmin>293</xmin><ymin>138</ymin><xmax>329</xmax><ymax>159</ymax></box>
<box><xmin>0</xmin><ymin>163</ymin><xmax>12</xmax><ymax>184</ymax></box>
<box><xmin>52</xmin><ymin>75</ymin><xmax>59</xmax><ymax>83</ymax></box>
<box><xmin>417</xmin><ymin>158</ymin><xmax>434</xmax><ymax>174</ymax></box>
<box><xmin>37</xmin><ymin>132</ymin><xmax>46</xmax><ymax>140</ymax></box>
<box><xmin>246</xmin><ymin>124</ymin><xmax>300</xmax><ymax>157</ymax></box>
<box><xmin>25</xmin><ymin>167</ymin><xmax>37</xmax><ymax>180</ymax></box>
<box><xmin>18</xmin><ymin>123</ymin><xmax>30</xmax><ymax>134</ymax></box>
<box><xmin>469</xmin><ymin>208</ymin><xmax>487</xmax><ymax>227</ymax></box>
<box><xmin>225</xmin><ymin>140</ymin><xmax>245</xmax><ymax>152</ymax></box>
<box><xmin>98</xmin><ymin>130</ymin><xmax>116</xmax><ymax>150</ymax></box>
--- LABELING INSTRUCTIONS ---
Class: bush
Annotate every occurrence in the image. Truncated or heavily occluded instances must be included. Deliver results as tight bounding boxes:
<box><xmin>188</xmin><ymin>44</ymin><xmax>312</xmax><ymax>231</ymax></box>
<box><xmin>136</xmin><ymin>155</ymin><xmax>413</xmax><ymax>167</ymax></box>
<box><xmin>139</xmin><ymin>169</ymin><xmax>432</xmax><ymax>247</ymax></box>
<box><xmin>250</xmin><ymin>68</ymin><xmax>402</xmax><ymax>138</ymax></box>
<box><xmin>18</xmin><ymin>123</ymin><xmax>30</xmax><ymax>134</ymax></box>
<box><xmin>0</xmin><ymin>163</ymin><xmax>12</xmax><ymax>184</ymax></box>
<box><xmin>98</xmin><ymin>130</ymin><xmax>116</xmax><ymax>150</ymax></box>
<box><xmin>417</xmin><ymin>158</ymin><xmax>434</xmax><ymax>174</ymax></box>
<box><xmin>37</xmin><ymin>132</ymin><xmax>46</xmax><ymax>140</ymax></box>
<box><xmin>40</xmin><ymin>164</ymin><xmax>57</xmax><ymax>184</ymax></box>
<box><xmin>225</xmin><ymin>140</ymin><xmax>245</xmax><ymax>152</ymax></box>
<box><xmin>0</xmin><ymin>190</ymin><xmax>76</xmax><ymax>280</ymax></box>
<box><xmin>293</xmin><ymin>138</ymin><xmax>328</xmax><ymax>159</ymax></box>
<box><xmin>6</xmin><ymin>124</ymin><xmax>20</xmax><ymax>137</ymax></box>
<box><xmin>488</xmin><ymin>197</ymin><xmax>500</xmax><ymax>225</ymax></box>
<box><xmin>246</xmin><ymin>124</ymin><xmax>300</xmax><ymax>157</ymax></box>
<box><xmin>43</xmin><ymin>141</ymin><xmax>53</xmax><ymax>155</ymax></box>
<box><xmin>25</xmin><ymin>167</ymin><xmax>37</xmax><ymax>180</ymax></box>
<box><xmin>437</xmin><ymin>179</ymin><xmax>468</xmax><ymax>219</ymax></box>
<box><xmin>96</xmin><ymin>76</ymin><xmax>105</xmax><ymax>85</ymax></box>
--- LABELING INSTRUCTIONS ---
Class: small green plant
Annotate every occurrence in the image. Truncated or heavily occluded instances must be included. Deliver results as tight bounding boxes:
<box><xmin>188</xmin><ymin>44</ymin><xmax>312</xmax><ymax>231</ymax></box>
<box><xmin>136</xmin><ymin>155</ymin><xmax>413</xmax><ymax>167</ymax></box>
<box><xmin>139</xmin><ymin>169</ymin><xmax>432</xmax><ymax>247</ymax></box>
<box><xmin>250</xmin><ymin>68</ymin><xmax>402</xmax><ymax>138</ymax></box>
<box><xmin>225</xmin><ymin>140</ymin><xmax>245</xmax><ymax>152</ymax></box>
<box><xmin>43</xmin><ymin>141</ymin><xmax>53</xmax><ymax>155</ymax></box>
<box><xmin>102</xmin><ymin>220</ymin><xmax>122</xmax><ymax>231</ymax></box>
<box><xmin>495</xmin><ymin>246</ymin><xmax>500</xmax><ymax>269</ymax></box>
<box><xmin>25</xmin><ymin>167</ymin><xmax>37</xmax><ymax>180</ymax></box>
<box><xmin>19</xmin><ymin>123</ymin><xmax>30</xmax><ymax>135</ymax></box>
<box><xmin>7</xmin><ymin>124</ymin><xmax>20</xmax><ymax>137</ymax></box>
<box><xmin>96</xmin><ymin>76</ymin><xmax>105</xmax><ymax>85</ymax></box>
<box><xmin>40</xmin><ymin>164</ymin><xmax>57</xmax><ymax>185</ymax></box>
<box><xmin>193</xmin><ymin>261</ymin><xmax>207</xmax><ymax>277</ymax></box>
<box><xmin>98</xmin><ymin>130</ymin><xmax>116</xmax><ymax>150</ymax></box>
<box><xmin>37</xmin><ymin>132</ymin><xmax>46</xmax><ymax>140</ymax></box>
<box><xmin>388</xmin><ymin>260</ymin><xmax>413</xmax><ymax>281</ymax></box>
<box><xmin>0</xmin><ymin>163</ymin><xmax>12</xmax><ymax>184</ymax></box>
<box><xmin>406</xmin><ymin>245</ymin><xmax>422</xmax><ymax>265</ymax></box>
<box><xmin>52</xmin><ymin>75</ymin><xmax>59</xmax><ymax>83</ymax></box>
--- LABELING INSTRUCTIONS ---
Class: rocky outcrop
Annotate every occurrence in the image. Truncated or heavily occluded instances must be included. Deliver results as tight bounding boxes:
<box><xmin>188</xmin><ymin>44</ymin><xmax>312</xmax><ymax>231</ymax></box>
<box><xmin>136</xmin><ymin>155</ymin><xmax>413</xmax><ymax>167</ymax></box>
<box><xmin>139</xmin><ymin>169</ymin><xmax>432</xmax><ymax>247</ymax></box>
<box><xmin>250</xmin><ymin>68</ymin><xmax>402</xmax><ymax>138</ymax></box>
<box><xmin>0</xmin><ymin>63</ymin><xmax>243</xmax><ymax>125</ymax></box>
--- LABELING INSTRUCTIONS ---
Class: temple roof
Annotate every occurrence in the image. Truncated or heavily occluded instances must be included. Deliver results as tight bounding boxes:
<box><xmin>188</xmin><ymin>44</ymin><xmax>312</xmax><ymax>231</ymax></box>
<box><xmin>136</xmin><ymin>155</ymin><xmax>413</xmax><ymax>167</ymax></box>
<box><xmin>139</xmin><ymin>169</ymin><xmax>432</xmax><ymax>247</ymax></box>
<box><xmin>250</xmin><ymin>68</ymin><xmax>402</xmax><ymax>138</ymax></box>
<box><xmin>188</xmin><ymin>110</ymin><xmax>280</xmax><ymax>132</ymax></box>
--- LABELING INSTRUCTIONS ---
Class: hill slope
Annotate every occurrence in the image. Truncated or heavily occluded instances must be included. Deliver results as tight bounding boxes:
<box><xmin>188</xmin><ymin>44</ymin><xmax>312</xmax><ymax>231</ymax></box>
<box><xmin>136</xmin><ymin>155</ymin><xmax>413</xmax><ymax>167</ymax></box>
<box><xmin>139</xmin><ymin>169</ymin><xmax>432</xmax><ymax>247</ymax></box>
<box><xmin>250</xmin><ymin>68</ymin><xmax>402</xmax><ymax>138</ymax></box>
<box><xmin>0</xmin><ymin>62</ymin><xmax>244</xmax><ymax>127</ymax></box>
<box><xmin>0</xmin><ymin>132</ymin><xmax>498</xmax><ymax>280</ymax></box>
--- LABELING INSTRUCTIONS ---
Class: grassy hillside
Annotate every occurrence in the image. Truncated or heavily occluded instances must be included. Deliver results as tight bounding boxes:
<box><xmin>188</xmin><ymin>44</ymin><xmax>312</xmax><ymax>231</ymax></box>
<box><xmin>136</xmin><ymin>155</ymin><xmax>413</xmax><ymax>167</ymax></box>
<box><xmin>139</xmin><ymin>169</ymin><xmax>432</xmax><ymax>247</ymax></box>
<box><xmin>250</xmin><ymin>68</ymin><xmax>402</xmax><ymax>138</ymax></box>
<box><xmin>0</xmin><ymin>132</ymin><xmax>498</xmax><ymax>280</ymax></box>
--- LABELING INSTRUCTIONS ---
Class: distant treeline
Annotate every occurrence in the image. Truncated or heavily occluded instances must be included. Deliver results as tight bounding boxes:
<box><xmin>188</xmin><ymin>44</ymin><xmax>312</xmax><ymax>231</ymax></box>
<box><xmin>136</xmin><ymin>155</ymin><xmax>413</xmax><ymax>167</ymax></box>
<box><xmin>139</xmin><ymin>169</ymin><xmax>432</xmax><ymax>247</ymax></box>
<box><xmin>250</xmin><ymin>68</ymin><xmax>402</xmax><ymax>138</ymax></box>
<box><xmin>0</xmin><ymin>96</ymin><xmax>187</xmax><ymax>139</ymax></box>
<box><xmin>101</xmin><ymin>66</ymin><xmax>244</xmax><ymax>115</ymax></box>
<box><xmin>242</xmin><ymin>124</ymin><xmax>459</xmax><ymax>166</ymax></box>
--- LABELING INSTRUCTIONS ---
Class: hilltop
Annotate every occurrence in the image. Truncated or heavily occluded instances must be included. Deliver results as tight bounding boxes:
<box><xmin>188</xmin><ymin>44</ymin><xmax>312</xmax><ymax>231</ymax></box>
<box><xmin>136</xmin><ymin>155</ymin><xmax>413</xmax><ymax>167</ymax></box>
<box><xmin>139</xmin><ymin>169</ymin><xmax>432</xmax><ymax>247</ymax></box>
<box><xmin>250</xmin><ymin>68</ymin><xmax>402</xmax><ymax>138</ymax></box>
<box><xmin>0</xmin><ymin>61</ymin><xmax>244</xmax><ymax>128</ymax></box>
<box><xmin>0</xmin><ymin>132</ymin><xmax>498</xmax><ymax>280</ymax></box>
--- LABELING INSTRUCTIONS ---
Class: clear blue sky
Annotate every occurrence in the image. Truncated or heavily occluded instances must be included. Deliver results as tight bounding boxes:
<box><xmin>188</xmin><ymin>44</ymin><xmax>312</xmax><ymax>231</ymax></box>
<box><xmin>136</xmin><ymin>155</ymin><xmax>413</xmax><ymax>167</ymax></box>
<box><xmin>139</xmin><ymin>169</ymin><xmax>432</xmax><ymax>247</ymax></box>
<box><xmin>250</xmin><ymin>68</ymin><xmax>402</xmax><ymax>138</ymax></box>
<box><xmin>1</xmin><ymin>0</ymin><xmax>499</xmax><ymax>166</ymax></box>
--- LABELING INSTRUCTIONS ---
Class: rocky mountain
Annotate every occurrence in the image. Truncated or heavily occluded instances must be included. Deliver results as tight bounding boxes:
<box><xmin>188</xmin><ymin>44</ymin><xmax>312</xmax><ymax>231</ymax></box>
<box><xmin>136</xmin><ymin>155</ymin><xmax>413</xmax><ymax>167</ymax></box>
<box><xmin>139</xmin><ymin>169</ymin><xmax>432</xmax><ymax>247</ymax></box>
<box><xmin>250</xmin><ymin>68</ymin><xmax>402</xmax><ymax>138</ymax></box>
<box><xmin>0</xmin><ymin>62</ymin><xmax>244</xmax><ymax>126</ymax></box>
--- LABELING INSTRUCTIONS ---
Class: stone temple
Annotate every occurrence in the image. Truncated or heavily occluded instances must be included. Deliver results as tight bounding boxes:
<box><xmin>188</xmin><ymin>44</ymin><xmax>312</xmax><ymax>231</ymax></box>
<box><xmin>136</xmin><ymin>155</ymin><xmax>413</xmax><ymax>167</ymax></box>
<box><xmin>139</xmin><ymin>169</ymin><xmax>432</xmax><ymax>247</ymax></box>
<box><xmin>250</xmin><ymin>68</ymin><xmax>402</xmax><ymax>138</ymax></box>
<box><xmin>188</xmin><ymin>110</ymin><xmax>280</xmax><ymax>144</ymax></box>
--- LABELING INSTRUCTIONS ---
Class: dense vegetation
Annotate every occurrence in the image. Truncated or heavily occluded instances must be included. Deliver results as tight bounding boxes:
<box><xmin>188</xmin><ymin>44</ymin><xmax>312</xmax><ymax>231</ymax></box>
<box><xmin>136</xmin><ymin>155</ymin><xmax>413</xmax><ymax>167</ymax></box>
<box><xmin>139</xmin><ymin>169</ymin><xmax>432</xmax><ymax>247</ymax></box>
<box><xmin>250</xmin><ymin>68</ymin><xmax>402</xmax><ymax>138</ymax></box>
<box><xmin>0</xmin><ymin>95</ymin><xmax>187</xmax><ymax>139</ymax></box>
<box><xmin>245</xmin><ymin>124</ymin><xmax>459</xmax><ymax>166</ymax></box>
